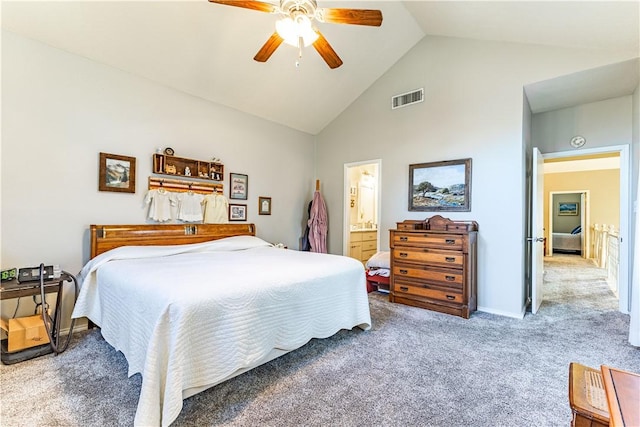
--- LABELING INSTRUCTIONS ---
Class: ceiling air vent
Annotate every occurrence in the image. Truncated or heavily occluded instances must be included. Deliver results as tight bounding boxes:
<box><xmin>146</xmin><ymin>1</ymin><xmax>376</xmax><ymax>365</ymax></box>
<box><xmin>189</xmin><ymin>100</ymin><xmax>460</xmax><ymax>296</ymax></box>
<box><xmin>391</xmin><ymin>88</ymin><xmax>424</xmax><ymax>110</ymax></box>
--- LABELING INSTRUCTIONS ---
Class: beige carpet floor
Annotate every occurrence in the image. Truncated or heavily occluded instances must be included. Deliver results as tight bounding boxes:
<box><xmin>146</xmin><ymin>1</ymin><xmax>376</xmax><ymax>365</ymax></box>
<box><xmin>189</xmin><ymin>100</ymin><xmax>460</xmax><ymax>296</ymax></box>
<box><xmin>1</xmin><ymin>254</ymin><xmax>637</xmax><ymax>426</ymax></box>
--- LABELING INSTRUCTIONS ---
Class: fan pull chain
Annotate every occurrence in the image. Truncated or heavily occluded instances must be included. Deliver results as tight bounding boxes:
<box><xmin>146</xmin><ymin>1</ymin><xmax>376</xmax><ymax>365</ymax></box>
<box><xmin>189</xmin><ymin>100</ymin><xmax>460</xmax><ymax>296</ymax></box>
<box><xmin>296</xmin><ymin>36</ymin><xmax>304</xmax><ymax>68</ymax></box>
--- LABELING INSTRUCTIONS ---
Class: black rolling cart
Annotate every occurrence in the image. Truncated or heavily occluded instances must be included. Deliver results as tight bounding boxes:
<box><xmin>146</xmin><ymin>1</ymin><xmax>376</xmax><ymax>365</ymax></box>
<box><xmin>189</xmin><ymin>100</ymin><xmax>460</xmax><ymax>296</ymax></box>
<box><xmin>0</xmin><ymin>272</ymin><xmax>77</xmax><ymax>364</ymax></box>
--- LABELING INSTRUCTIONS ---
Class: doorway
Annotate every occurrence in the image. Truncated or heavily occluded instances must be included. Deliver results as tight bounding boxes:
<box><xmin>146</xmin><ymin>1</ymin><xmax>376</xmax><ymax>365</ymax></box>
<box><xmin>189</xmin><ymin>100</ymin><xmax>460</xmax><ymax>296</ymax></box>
<box><xmin>531</xmin><ymin>146</ymin><xmax>628</xmax><ymax>314</ymax></box>
<box><xmin>343</xmin><ymin>160</ymin><xmax>382</xmax><ymax>263</ymax></box>
<box><xmin>547</xmin><ymin>190</ymin><xmax>589</xmax><ymax>258</ymax></box>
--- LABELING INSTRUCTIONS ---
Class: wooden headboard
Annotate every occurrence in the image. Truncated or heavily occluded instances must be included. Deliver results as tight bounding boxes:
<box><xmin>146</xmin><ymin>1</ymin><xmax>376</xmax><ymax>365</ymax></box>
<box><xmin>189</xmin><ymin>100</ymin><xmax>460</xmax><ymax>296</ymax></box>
<box><xmin>90</xmin><ymin>223</ymin><xmax>256</xmax><ymax>258</ymax></box>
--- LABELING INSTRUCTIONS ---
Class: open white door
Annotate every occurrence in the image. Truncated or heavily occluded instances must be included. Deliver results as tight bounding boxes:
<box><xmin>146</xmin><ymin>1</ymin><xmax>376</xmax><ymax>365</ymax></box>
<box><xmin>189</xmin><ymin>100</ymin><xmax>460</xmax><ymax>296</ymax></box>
<box><xmin>580</xmin><ymin>192</ymin><xmax>587</xmax><ymax>257</ymax></box>
<box><xmin>531</xmin><ymin>147</ymin><xmax>545</xmax><ymax>314</ymax></box>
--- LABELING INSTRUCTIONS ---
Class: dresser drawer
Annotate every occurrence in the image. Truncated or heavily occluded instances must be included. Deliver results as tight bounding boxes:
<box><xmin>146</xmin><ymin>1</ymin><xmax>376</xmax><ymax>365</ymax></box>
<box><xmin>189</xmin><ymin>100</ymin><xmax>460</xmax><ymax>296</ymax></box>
<box><xmin>393</xmin><ymin>248</ymin><xmax>462</xmax><ymax>268</ymax></box>
<box><xmin>350</xmin><ymin>232</ymin><xmax>363</xmax><ymax>242</ymax></box>
<box><xmin>363</xmin><ymin>231</ymin><xmax>377</xmax><ymax>241</ymax></box>
<box><xmin>393</xmin><ymin>233</ymin><xmax>463</xmax><ymax>250</ymax></box>
<box><xmin>393</xmin><ymin>280</ymin><xmax>463</xmax><ymax>304</ymax></box>
<box><xmin>393</xmin><ymin>265</ymin><xmax>463</xmax><ymax>287</ymax></box>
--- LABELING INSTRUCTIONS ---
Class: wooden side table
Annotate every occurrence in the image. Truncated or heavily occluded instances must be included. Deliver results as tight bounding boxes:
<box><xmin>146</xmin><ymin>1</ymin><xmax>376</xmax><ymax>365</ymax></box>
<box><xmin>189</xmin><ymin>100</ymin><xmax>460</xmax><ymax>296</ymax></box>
<box><xmin>601</xmin><ymin>365</ymin><xmax>640</xmax><ymax>427</ymax></box>
<box><xmin>0</xmin><ymin>273</ymin><xmax>73</xmax><ymax>364</ymax></box>
<box><xmin>568</xmin><ymin>362</ymin><xmax>609</xmax><ymax>427</ymax></box>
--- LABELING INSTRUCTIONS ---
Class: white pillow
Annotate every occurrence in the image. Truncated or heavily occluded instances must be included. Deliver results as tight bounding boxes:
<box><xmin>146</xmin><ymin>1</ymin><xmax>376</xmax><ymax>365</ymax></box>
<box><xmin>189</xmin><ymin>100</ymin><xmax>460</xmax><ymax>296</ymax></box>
<box><xmin>365</xmin><ymin>251</ymin><xmax>390</xmax><ymax>269</ymax></box>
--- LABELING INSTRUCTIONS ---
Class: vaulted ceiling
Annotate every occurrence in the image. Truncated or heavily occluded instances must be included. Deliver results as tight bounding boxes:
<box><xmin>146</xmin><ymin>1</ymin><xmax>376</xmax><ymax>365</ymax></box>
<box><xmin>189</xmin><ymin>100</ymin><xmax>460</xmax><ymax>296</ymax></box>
<box><xmin>2</xmin><ymin>1</ymin><xmax>639</xmax><ymax>134</ymax></box>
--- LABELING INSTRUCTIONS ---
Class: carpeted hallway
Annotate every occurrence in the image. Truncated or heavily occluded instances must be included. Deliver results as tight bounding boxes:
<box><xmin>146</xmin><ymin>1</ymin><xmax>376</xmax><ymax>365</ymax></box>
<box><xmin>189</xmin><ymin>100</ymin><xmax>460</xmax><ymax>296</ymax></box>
<box><xmin>1</xmin><ymin>254</ymin><xmax>637</xmax><ymax>426</ymax></box>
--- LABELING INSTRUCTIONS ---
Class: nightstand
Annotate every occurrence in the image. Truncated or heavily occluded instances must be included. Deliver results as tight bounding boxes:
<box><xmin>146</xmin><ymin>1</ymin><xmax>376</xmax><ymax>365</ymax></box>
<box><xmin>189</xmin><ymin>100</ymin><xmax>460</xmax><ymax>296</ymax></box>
<box><xmin>0</xmin><ymin>273</ymin><xmax>75</xmax><ymax>364</ymax></box>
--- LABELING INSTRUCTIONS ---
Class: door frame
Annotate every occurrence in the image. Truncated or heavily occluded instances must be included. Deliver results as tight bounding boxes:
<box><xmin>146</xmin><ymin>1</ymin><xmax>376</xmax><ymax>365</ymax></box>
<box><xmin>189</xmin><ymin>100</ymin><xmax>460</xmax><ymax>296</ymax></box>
<box><xmin>547</xmin><ymin>190</ymin><xmax>591</xmax><ymax>258</ymax></box>
<box><xmin>343</xmin><ymin>159</ymin><xmax>382</xmax><ymax>257</ymax></box>
<box><xmin>540</xmin><ymin>145</ymin><xmax>630</xmax><ymax>314</ymax></box>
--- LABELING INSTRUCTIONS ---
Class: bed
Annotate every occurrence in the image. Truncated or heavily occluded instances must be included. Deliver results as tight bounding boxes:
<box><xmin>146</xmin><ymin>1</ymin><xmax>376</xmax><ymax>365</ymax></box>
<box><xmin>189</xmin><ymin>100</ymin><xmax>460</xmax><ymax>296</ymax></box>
<box><xmin>553</xmin><ymin>226</ymin><xmax>582</xmax><ymax>254</ymax></box>
<box><xmin>71</xmin><ymin>224</ymin><xmax>371</xmax><ymax>427</ymax></box>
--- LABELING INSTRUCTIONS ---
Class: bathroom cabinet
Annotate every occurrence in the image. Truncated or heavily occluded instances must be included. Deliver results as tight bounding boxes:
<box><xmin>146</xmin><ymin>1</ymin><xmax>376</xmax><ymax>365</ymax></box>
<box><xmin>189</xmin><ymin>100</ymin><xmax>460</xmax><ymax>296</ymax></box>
<box><xmin>349</xmin><ymin>230</ymin><xmax>377</xmax><ymax>263</ymax></box>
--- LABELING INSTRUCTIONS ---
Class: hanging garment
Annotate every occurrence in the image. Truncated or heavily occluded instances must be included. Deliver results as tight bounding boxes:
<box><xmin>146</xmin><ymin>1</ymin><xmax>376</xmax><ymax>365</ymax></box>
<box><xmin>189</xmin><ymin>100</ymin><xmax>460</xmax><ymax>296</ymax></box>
<box><xmin>175</xmin><ymin>192</ymin><xmax>204</xmax><ymax>222</ymax></box>
<box><xmin>203</xmin><ymin>193</ymin><xmax>229</xmax><ymax>224</ymax></box>
<box><xmin>308</xmin><ymin>191</ymin><xmax>328</xmax><ymax>253</ymax></box>
<box><xmin>301</xmin><ymin>200</ymin><xmax>312</xmax><ymax>251</ymax></box>
<box><xmin>144</xmin><ymin>188</ymin><xmax>175</xmax><ymax>222</ymax></box>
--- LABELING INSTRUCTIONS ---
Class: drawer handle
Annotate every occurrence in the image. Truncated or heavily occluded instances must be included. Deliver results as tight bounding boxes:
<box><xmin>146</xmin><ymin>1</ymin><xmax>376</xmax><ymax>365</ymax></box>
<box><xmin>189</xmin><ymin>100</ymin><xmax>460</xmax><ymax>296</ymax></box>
<box><xmin>446</xmin><ymin>295</ymin><xmax>456</xmax><ymax>300</ymax></box>
<box><xmin>399</xmin><ymin>286</ymin><xmax>409</xmax><ymax>292</ymax></box>
<box><xmin>399</xmin><ymin>252</ymin><xmax>408</xmax><ymax>258</ymax></box>
<box><xmin>445</xmin><ymin>257</ymin><xmax>455</xmax><ymax>262</ymax></box>
<box><xmin>399</xmin><ymin>237</ymin><xmax>408</xmax><ymax>242</ymax></box>
<box><xmin>445</xmin><ymin>239</ymin><xmax>455</xmax><ymax>245</ymax></box>
<box><xmin>445</xmin><ymin>275</ymin><xmax>456</xmax><ymax>281</ymax></box>
<box><xmin>399</xmin><ymin>269</ymin><xmax>408</xmax><ymax>275</ymax></box>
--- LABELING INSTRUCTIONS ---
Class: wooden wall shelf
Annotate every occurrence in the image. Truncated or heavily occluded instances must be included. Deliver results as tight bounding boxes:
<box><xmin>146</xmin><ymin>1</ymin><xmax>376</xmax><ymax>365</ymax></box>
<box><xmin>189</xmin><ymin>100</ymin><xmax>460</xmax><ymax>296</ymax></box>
<box><xmin>153</xmin><ymin>153</ymin><xmax>224</xmax><ymax>181</ymax></box>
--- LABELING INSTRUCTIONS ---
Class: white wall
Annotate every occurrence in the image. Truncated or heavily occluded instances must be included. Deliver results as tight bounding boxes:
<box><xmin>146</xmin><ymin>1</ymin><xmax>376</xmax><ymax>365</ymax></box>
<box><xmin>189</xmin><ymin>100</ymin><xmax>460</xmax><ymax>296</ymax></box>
<box><xmin>1</xmin><ymin>32</ymin><xmax>315</xmax><ymax>322</ymax></box>
<box><xmin>532</xmin><ymin>97</ymin><xmax>633</xmax><ymax>153</ymax></box>
<box><xmin>316</xmin><ymin>35</ymin><xmax>635</xmax><ymax>318</ymax></box>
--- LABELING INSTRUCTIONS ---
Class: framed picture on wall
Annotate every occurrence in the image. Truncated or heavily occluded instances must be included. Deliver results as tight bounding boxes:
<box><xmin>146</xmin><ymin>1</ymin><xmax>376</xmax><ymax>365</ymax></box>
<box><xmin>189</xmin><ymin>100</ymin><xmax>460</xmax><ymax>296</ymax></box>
<box><xmin>98</xmin><ymin>152</ymin><xmax>136</xmax><ymax>193</ymax></box>
<box><xmin>408</xmin><ymin>158</ymin><xmax>471</xmax><ymax>211</ymax></box>
<box><xmin>558</xmin><ymin>202</ymin><xmax>579</xmax><ymax>216</ymax></box>
<box><xmin>229</xmin><ymin>203</ymin><xmax>247</xmax><ymax>221</ymax></box>
<box><xmin>259</xmin><ymin>197</ymin><xmax>272</xmax><ymax>215</ymax></box>
<box><xmin>229</xmin><ymin>173</ymin><xmax>248</xmax><ymax>200</ymax></box>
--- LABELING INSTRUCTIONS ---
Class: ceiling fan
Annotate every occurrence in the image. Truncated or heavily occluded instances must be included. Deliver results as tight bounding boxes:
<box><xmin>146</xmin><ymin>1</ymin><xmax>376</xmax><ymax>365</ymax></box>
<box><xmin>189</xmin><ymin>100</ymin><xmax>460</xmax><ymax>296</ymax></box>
<box><xmin>208</xmin><ymin>0</ymin><xmax>383</xmax><ymax>69</ymax></box>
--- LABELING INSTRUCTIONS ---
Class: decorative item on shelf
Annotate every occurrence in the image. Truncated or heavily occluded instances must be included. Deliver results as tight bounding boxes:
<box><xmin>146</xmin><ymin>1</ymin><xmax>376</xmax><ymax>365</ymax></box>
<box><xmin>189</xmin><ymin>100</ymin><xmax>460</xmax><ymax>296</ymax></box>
<box><xmin>164</xmin><ymin>147</ymin><xmax>175</xmax><ymax>155</ymax></box>
<box><xmin>165</xmin><ymin>164</ymin><xmax>177</xmax><ymax>174</ymax></box>
<box><xmin>185</xmin><ymin>167</ymin><xmax>191</xmax><ymax>176</ymax></box>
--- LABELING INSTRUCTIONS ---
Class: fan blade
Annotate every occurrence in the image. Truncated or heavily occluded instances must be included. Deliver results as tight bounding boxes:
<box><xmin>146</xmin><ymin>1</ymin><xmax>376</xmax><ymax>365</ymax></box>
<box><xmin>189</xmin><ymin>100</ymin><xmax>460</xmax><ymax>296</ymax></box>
<box><xmin>316</xmin><ymin>8</ymin><xmax>383</xmax><ymax>26</ymax></box>
<box><xmin>208</xmin><ymin>0</ymin><xmax>278</xmax><ymax>14</ymax></box>
<box><xmin>312</xmin><ymin>31</ymin><xmax>343</xmax><ymax>69</ymax></box>
<box><xmin>254</xmin><ymin>32</ymin><xmax>284</xmax><ymax>62</ymax></box>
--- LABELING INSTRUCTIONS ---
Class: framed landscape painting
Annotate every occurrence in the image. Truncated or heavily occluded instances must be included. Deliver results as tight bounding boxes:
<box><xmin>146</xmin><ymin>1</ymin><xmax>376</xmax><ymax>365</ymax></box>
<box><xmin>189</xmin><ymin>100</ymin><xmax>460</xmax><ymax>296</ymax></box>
<box><xmin>98</xmin><ymin>152</ymin><xmax>136</xmax><ymax>193</ymax></box>
<box><xmin>558</xmin><ymin>202</ymin><xmax>579</xmax><ymax>216</ymax></box>
<box><xmin>409</xmin><ymin>158</ymin><xmax>471</xmax><ymax>212</ymax></box>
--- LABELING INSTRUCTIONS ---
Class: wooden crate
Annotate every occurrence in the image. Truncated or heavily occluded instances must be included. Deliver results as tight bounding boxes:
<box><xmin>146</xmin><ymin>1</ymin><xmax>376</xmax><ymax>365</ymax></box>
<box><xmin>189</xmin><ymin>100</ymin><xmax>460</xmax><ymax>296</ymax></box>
<box><xmin>0</xmin><ymin>315</ymin><xmax>50</xmax><ymax>353</ymax></box>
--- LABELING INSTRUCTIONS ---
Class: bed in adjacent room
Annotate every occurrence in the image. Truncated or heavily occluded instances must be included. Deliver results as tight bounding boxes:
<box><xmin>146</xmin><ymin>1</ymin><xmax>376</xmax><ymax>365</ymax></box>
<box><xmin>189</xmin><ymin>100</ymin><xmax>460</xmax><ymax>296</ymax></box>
<box><xmin>72</xmin><ymin>224</ymin><xmax>371</xmax><ymax>427</ymax></box>
<box><xmin>552</xmin><ymin>225</ymin><xmax>582</xmax><ymax>254</ymax></box>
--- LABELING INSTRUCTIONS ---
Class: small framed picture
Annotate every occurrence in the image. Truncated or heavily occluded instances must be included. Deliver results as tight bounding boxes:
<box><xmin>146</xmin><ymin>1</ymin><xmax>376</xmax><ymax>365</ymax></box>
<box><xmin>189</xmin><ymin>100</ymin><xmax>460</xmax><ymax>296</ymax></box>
<box><xmin>99</xmin><ymin>152</ymin><xmax>136</xmax><ymax>193</ymax></box>
<box><xmin>558</xmin><ymin>202</ymin><xmax>579</xmax><ymax>216</ymax></box>
<box><xmin>259</xmin><ymin>197</ymin><xmax>272</xmax><ymax>215</ymax></box>
<box><xmin>229</xmin><ymin>173</ymin><xmax>248</xmax><ymax>200</ymax></box>
<box><xmin>229</xmin><ymin>203</ymin><xmax>247</xmax><ymax>221</ymax></box>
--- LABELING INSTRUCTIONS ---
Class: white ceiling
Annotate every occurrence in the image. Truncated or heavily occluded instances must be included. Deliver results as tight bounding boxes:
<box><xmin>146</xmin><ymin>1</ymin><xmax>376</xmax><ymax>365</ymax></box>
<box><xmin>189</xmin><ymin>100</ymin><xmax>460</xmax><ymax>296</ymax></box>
<box><xmin>2</xmin><ymin>1</ymin><xmax>639</xmax><ymax>134</ymax></box>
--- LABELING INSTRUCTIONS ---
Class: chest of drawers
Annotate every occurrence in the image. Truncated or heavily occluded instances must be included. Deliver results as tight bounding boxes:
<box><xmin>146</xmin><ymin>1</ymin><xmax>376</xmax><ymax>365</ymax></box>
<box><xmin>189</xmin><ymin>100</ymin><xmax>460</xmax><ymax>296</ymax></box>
<box><xmin>389</xmin><ymin>215</ymin><xmax>478</xmax><ymax>319</ymax></box>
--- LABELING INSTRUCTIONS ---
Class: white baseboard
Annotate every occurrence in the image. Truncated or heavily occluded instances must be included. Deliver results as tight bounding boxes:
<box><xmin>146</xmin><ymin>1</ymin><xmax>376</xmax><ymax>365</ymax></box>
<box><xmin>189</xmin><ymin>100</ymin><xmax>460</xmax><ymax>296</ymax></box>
<box><xmin>477</xmin><ymin>305</ymin><xmax>526</xmax><ymax>319</ymax></box>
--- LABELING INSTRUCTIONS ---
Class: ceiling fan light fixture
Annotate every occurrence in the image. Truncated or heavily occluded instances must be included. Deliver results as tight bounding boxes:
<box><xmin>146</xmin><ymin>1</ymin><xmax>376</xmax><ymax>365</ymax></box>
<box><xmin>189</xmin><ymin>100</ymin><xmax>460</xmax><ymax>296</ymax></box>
<box><xmin>275</xmin><ymin>14</ymin><xmax>318</xmax><ymax>47</ymax></box>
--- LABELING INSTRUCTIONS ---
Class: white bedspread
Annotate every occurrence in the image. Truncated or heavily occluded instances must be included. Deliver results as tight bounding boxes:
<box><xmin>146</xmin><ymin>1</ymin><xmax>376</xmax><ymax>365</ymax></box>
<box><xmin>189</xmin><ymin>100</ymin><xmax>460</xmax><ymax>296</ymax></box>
<box><xmin>553</xmin><ymin>232</ymin><xmax>581</xmax><ymax>252</ymax></box>
<box><xmin>72</xmin><ymin>236</ymin><xmax>371</xmax><ymax>426</ymax></box>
